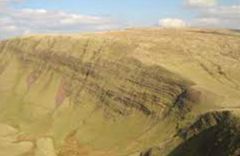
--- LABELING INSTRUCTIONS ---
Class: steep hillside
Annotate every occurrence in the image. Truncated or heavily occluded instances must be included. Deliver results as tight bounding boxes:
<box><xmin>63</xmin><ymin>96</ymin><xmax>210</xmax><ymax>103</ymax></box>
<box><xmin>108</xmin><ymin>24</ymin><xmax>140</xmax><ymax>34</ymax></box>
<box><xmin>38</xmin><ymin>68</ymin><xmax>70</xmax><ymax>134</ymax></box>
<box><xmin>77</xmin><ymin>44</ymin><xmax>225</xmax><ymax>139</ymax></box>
<box><xmin>141</xmin><ymin>111</ymin><xmax>240</xmax><ymax>156</ymax></box>
<box><xmin>0</xmin><ymin>28</ymin><xmax>239</xmax><ymax>156</ymax></box>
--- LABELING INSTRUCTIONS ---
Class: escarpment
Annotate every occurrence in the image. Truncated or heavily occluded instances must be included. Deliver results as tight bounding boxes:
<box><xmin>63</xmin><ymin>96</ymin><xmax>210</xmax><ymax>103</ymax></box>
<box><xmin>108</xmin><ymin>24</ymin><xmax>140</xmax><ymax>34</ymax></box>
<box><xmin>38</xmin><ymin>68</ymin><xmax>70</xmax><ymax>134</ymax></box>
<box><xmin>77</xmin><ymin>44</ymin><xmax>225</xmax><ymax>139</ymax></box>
<box><xmin>141</xmin><ymin>111</ymin><xmax>240</xmax><ymax>156</ymax></box>
<box><xmin>0</xmin><ymin>28</ymin><xmax>240</xmax><ymax>156</ymax></box>
<box><xmin>169</xmin><ymin>111</ymin><xmax>240</xmax><ymax>156</ymax></box>
<box><xmin>0</xmin><ymin>36</ymin><xmax>194</xmax><ymax>118</ymax></box>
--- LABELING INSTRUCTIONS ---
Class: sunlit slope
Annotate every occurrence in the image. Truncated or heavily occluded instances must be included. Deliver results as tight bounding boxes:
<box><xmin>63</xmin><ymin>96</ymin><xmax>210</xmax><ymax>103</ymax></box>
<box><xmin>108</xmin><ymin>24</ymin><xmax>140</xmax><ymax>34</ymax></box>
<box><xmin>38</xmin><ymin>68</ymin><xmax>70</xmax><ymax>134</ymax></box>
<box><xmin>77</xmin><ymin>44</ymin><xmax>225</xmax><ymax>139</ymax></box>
<box><xmin>0</xmin><ymin>28</ymin><xmax>239</xmax><ymax>156</ymax></box>
<box><xmin>103</xmin><ymin>29</ymin><xmax>240</xmax><ymax>108</ymax></box>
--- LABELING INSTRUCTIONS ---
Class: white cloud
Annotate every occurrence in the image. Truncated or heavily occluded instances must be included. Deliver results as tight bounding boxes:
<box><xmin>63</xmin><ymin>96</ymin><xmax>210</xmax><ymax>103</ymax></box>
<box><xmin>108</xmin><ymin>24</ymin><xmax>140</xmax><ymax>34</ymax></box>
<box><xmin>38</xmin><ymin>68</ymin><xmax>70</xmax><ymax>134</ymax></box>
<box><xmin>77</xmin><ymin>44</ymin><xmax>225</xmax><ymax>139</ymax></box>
<box><xmin>0</xmin><ymin>6</ymin><xmax>120</xmax><ymax>39</ymax></box>
<box><xmin>202</xmin><ymin>5</ymin><xmax>240</xmax><ymax>19</ymax></box>
<box><xmin>158</xmin><ymin>2</ymin><xmax>240</xmax><ymax>30</ymax></box>
<box><xmin>1</xmin><ymin>0</ymin><xmax>239</xmax><ymax>39</ymax></box>
<box><xmin>185</xmin><ymin>0</ymin><xmax>217</xmax><ymax>7</ymax></box>
<box><xmin>10</xmin><ymin>8</ymin><xmax>111</xmax><ymax>26</ymax></box>
<box><xmin>158</xmin><ymin>18</ymin><xmax>188</xmax><ymax>28</ymax></box>
<box><xmin>2</xmin><ymin>25</ymin><xmax>17</xmax><ymax>32</ymax></box>
<box><xmin>194</xmin><ymin>17</ymin><xmax>219</xmax><ymax>25</ymax></box>
<box><xmin>59</xmin><ymin>13</ymin><xmax>108</xmax><ymax>25</ymax></box>
<box><xmin>0</xmin><ymin>0</ymin><xmax>21</xmax><ymax>8</ymax></box>
<box><xmin>0</xmin><ymin>0</ymin><xmax>12</xmax><ymax>6</ymax></box>
<box><xmin>192</xmin><ymin>5</ymin><xmax>240</xmax><ymax>29</ymax></box>
<box><xmin>192</xmin><ymin>17</ymin><xmax>220</xmax><ymax>28</ymax></box>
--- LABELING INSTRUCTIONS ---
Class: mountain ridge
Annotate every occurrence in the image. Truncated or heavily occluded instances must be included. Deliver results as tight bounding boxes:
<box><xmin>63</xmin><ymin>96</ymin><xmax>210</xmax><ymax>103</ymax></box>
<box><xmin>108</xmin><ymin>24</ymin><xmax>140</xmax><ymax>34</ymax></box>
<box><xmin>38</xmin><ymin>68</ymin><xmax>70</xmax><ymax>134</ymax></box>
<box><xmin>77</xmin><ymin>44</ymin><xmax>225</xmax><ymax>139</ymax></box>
<box><xmin>0</xmin><ymin>28</ymin><xmax>240</xmax><ymax>156</ymax></box>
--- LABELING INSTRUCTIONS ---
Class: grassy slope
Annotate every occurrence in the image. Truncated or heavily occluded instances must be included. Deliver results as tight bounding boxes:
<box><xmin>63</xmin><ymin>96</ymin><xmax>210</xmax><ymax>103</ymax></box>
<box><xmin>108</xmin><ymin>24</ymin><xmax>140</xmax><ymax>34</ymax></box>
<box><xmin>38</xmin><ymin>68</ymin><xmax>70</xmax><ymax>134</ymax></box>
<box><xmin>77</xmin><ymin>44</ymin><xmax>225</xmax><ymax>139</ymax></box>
<box><xmin>0</xmin><ymin>28</ymin><xmax>239</xmax><ymax>156</ymax></box>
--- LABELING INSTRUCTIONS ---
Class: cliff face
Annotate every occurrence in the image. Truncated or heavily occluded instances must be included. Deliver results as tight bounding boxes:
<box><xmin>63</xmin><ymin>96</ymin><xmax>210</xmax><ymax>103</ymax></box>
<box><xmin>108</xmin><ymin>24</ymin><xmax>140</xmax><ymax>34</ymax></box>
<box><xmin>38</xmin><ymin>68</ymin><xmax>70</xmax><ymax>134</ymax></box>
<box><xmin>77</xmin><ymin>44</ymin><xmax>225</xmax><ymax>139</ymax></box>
<box><xmin>0</xmin><ymin>28</ymin><xmax>240</xmax><ymax>156</ymax></box>
<box><xmin>141</xmin><ymin>111</ymin><xmax>240</xmax><ymax>156</ymax></box>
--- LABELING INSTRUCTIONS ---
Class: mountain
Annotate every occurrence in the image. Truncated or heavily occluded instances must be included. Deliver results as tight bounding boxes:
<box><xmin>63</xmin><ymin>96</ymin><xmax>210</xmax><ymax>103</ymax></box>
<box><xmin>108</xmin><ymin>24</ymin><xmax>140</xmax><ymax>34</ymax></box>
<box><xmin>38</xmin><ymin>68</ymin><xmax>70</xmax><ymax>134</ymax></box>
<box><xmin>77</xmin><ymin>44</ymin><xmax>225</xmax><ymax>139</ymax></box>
<box><xmin>0</xmin><ymin>28</ymin><xmax>240</xmax><ymax>156</ymax></box>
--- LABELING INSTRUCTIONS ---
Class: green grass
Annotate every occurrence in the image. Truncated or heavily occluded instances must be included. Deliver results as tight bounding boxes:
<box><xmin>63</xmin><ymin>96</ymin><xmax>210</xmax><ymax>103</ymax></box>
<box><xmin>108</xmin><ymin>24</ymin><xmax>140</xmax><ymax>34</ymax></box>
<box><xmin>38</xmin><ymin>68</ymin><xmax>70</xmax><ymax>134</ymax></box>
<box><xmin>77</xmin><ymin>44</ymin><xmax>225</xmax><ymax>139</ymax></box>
<box><xmin>0</xmin><ymin>28</ymin><xmax>239</xmax><ymax>156</ymax></box>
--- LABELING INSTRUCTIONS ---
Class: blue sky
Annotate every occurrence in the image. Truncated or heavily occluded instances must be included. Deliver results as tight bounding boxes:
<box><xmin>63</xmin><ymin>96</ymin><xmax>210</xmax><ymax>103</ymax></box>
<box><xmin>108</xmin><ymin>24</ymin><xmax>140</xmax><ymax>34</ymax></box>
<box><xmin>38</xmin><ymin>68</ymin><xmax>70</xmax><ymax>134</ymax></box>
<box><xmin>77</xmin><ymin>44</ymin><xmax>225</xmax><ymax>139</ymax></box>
<box><xmin>15</xmin><ymin>0</ymin><xmax>187</xmax><ymax>26</ymax></box>
<box><xmin>0</xmin><ymin>0</ymin><xmax>239</xmax><ymax>38</ymax></box>
<box><xmin>15</xmin><ymin>0</ymin><xmax>238</xmax><ymax>22</ymax></box>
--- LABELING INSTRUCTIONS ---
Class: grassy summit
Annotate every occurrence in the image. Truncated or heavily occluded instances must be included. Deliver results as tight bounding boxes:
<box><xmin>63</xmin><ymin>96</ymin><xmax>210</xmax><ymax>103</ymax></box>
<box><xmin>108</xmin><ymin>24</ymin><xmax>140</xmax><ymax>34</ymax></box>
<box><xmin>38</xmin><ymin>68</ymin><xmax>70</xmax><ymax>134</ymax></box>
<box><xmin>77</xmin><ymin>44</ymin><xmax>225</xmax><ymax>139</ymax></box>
<box><xmin>0</xmin><ymin>28</ymin><xmax>240</xmax><ymax>156</ymax></box>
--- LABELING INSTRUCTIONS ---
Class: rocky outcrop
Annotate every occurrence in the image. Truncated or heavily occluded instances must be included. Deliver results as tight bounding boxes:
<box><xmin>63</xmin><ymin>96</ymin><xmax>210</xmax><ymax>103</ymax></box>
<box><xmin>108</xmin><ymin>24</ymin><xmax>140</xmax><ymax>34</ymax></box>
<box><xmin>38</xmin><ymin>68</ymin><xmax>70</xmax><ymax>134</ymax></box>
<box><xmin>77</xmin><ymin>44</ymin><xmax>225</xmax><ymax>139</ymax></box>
<box><xmin>142</xmin><ymin>111</ymin><xmax>240</xmax><ymax>156</ymax></box>
<box><xmin>0</xmin><ymin>37</ymin><xmax>194</xmax><ymax>118</ymax></box>
<box><xmin>169</xmin><ymin>111</ymin><xmax>240</xmax><ymax>156</ymax></box>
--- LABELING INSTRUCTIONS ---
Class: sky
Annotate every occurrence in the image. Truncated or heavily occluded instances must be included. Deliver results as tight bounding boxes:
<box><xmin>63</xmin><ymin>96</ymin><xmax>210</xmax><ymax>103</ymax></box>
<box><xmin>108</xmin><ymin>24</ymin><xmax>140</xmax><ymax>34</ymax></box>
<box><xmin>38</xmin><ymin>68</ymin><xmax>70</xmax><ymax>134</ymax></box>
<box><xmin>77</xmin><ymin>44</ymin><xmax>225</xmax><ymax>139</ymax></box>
<box><xmin>0</xmin><ymin>0</ymin><xmax>239</xmax><ymax>38</ymax></box>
